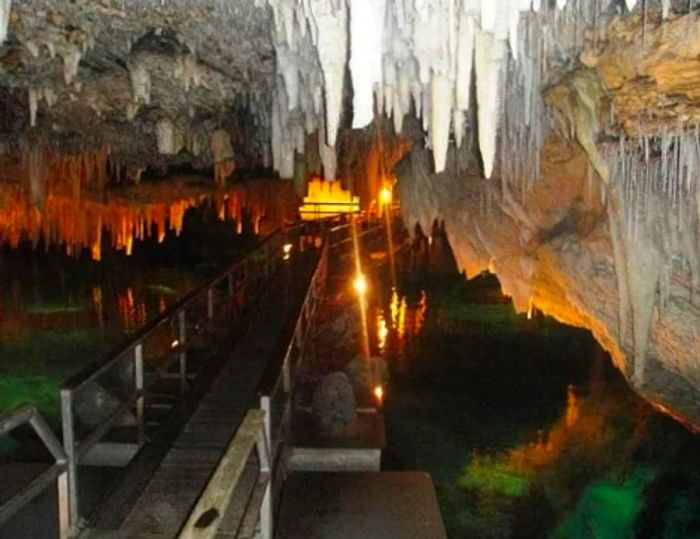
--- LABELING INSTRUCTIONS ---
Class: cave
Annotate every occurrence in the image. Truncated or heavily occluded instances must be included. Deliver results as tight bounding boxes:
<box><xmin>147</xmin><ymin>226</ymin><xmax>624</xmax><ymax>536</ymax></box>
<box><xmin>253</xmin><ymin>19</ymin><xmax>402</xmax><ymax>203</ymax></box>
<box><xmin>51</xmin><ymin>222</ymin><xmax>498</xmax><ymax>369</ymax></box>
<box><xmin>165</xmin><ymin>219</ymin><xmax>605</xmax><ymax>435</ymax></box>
<box><xmin>1</xmin><ymin>1</ymin><xmax>700</xmax><ymax>538</ymax></box>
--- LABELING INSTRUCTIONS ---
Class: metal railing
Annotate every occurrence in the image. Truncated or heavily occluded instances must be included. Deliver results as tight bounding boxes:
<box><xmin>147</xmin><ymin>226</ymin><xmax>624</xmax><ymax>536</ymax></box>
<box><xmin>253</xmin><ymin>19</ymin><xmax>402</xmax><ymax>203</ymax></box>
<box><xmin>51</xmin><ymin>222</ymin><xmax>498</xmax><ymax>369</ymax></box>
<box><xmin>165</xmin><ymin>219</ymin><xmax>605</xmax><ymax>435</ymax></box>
<box><xmin>1</xmin><ymin>214</ymin><xmax>382</xmax><ymax>539</ymax></box>
<box><xmin>58</xmin><ymin>225</ymin><xmax>297</xmax><ymax>533</ymax></box>
<box><xmin>259</xmin><ymin>226</ymin><xmax>330</xmax><ymax>501</ymax></box>
<box><xmin>178</xmin><ymin>218</ymin><xmax>393</xmax><ymax>539</ymax></box>
<box><xmin>0</xmin><ymin>405</ymin><xmax>70</xmax><ymax>539</ymax></box>
<box><xmin>175</xmin><ymin>222</ymin><xmax>335</xmax><ymax>539</ymax></box>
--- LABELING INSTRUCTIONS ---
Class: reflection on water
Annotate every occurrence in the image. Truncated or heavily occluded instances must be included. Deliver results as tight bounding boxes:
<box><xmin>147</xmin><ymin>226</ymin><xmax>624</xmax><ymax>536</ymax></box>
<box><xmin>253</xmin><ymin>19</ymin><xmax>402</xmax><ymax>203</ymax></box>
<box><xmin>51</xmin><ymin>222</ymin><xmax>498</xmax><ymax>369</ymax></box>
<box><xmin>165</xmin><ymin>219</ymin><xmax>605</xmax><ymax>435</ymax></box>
<box><xmin>0</xmin><ymin>175</ymin><xmax>298</xmax><ymax>260</ymax></box>
<box><xmin>0</xmin><ymin>182</ymin><xmax>295</xmax><ymax>424</ymax></box>
<box><xmin>381</xmin><ymin>238</ymin><xmax>700</xmax><ymax>538</ymax></box>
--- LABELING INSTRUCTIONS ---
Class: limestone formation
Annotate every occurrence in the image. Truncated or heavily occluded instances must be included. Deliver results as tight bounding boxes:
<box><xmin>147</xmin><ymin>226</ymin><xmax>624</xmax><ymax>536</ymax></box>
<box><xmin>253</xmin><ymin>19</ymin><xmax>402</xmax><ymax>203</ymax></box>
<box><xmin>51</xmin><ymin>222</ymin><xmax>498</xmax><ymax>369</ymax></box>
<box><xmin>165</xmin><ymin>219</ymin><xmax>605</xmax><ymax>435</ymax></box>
<box><xmin>1</xmin><ymin>1</ymin><xmax>700</xmax><ymax>431</ymax></box>
<box><xmin>311</xmin><ymin>372</ymin><xmax>357</xmax><ymax>435</ymax></box>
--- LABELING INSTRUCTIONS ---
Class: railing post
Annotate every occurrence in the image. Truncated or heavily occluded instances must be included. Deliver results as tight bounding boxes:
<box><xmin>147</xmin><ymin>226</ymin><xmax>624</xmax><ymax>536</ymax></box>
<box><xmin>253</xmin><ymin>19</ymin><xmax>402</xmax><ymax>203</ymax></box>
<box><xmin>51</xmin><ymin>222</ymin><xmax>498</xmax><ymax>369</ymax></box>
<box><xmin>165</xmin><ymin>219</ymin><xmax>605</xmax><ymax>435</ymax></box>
<box><xmin>258</xmin><ymin>397</ymin><xmax>272</xmax><ymax>539</ymax></box>
<box><xmin>57</xmin><ymin>470</ymin><xmax>70</xmax><ymax>539</ymax></box>
<box><xmin>207</xmin><ymin>287</ymin><xmax>214</xmax><ymax>320</ymax></box>
<box><xmin>178</xmin><ymin>309</ymin><xmax>187</xmax><ymax>394</ymax></box>
<box><xmin>60</xmin><ymin>389</ymin><xmax>79</xmax><ymax>532</ymax></box>
<box><xmin>282</xmin><ymin>355</ymin><xmax>291</xmax><ymax>394</ymax></box>
<box><xmin>134</xmin><ymin>343</ymin><xmax>145</xmax><ymax>444</ymax></box>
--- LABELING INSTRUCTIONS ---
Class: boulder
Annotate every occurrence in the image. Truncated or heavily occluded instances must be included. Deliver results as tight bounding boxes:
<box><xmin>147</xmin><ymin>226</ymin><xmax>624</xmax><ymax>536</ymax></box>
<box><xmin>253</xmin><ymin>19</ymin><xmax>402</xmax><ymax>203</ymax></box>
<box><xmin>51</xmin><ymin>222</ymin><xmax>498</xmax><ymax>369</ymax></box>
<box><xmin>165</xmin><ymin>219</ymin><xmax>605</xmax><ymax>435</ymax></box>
<box><xmin>311</xmin><ymin>372</ymin><xmax>357</xmax><ymax>435</ymax></box>
<box><xmin>345</xmin><ymin>355</ymin><xmax>389</xmax><ymax>394</ymax></box>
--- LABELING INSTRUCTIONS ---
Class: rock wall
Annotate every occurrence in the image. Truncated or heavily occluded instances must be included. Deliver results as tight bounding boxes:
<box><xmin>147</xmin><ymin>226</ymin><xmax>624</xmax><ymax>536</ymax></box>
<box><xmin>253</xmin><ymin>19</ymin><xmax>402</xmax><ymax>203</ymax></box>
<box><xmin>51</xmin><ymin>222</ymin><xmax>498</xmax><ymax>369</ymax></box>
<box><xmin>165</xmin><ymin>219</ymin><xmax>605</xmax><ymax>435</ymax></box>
<box><xmin>398</xmin><ymin>138</ymin><xmax>700</xmax><ymax>430</ymax></box>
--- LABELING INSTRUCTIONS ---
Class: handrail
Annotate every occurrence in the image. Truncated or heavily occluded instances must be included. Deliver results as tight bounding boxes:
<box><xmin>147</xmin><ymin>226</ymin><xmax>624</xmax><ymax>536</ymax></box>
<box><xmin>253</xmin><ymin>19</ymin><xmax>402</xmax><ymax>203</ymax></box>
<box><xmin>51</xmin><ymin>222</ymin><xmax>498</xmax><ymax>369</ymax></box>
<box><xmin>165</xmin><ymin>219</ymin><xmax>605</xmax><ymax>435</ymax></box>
<box><xmin>176</xmin><ymin>215</ymin><xmax>388</xmax><ymax>539</ymax></box>
<box><xmin>177</xmin><ymin>409</ymin><xmax>269</xmax><ymax>539</ymax></box>
<box><xmin>0</xmin><ymin>405</ymin><xmax>70</xmax><ymax>539</ymax></box>
<box><xmin>62</xmin><ymin>227</ymin><xmax>287</xmax><ymax>391</ymax></box>
<box><xmin>58</xmin><ymin>223</ymin><xmax>299</xmax><ymax>532</ymax></box>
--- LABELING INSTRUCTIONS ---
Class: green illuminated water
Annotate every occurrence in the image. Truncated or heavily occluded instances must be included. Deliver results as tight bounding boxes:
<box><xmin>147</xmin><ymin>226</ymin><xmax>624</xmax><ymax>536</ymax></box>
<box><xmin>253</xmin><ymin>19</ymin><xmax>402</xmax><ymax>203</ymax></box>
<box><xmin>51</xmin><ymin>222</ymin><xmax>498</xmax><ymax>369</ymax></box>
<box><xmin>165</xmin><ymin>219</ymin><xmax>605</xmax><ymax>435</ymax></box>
<box><xmin>382</xmin><ymin>238</ymin><xmax>700</xmax><ymax>539</ymax></box>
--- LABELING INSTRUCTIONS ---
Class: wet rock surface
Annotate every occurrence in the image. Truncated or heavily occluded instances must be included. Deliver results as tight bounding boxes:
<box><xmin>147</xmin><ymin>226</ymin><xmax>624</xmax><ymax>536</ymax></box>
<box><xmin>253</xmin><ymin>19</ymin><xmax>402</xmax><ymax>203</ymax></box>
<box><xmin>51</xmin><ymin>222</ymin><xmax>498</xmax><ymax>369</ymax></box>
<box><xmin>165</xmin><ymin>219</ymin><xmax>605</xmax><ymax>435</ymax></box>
<box><xmin>311</xmin><ymin>372</ymin><xmax>357</xmax><ymax>435</ymax></box>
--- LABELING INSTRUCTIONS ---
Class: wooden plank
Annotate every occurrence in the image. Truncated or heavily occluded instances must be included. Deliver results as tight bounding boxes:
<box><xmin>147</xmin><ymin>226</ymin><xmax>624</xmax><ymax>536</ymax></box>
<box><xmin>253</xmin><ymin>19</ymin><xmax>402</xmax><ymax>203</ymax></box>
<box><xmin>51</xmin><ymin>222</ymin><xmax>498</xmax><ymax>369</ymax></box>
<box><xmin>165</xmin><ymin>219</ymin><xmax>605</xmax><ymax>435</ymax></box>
<box><xmin>177</xmin><ymin>410</ymin><xmax>265</xmax><ymax>539</ymax></box>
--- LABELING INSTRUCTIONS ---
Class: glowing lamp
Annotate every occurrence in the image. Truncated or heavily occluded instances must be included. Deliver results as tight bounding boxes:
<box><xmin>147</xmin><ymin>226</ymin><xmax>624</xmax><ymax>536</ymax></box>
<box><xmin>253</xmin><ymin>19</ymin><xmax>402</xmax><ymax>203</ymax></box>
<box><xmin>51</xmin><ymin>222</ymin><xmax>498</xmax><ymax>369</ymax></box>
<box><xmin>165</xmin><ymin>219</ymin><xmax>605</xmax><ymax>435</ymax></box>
<box><xmin>373</xmin><ymin>385</ymin><xmax>384</xmax><ymax>403</ymax></box>
<box><xmin>283</xmin><ymin>243</ymin><xmax>293</xmax><ymax>254</ymax></box>
<box><xmin>171</xmin><ymin>339</ymin><xmax>179</xmax><ymax>349</ymax></box>
<box><xmin>380</xmin><ymin>187</ymin><xmax>392</xmax><ymax>205</ymax></box>
<box><xmin>353</xmin><ymin>274</ymin><xmax>368</xmax><ymax>296</ymax></box>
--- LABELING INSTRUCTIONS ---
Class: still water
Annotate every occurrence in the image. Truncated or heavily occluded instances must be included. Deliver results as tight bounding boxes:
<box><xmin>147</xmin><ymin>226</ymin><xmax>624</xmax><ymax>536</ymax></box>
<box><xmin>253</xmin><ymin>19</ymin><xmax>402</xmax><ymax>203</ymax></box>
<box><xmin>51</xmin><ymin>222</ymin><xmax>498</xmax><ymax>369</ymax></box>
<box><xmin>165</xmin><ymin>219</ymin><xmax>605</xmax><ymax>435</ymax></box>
<box><xmin>0</xmin><ymin>205</ymin><xmax>258</xmax><ymax>431</ymax></box>
<box><xmin>380</xmin><ymin>236</ymin><xmax>700</xmax><ymax>539</ymax></box>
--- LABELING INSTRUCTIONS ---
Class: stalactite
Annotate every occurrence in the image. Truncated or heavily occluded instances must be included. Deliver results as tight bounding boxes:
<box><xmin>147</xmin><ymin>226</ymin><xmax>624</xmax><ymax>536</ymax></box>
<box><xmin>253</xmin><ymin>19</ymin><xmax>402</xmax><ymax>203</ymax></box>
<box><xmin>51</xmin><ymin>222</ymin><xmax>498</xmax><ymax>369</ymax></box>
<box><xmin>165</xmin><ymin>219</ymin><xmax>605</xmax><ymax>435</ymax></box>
<box><xmin>156</xmin><ymin>118</ymin><xmax>183</xmax><ymax>155</ymax></box>
<box><xmin>28</xmin><ymin>87</ymin><xmax>39</xmax><ymax>127</ymax></box>
<box><xmin>0</xmin><ymin>166</ymin><xmax>297</xmax><ymax>261</ymax></box>
<box><xmin>27</xmin><ymin>146</ymin><xmax>47</xmax><ymax>211</ymax></box>
<box><xmin>210</xmin><ymin>129</ymin><xmax>236</xmax><ymax>186</ymax></box>
<box><xmin>348</xmin><ymin>0</ymin><xmax>386</xmax><ymax>129</ymax></box>
<box><xmin>307</xmin><ymin>0</ymin><xmax>347</xmax><ymax>147</ymax></box>
<box><xmin>0</xmin><ymin>0</ymin><xmax>11</xmax><ymax>44</ymax></box>
<box><xmin>62</xmin><ymin>46</ymin><xmax>82</xmax><ymax>85</ymax></box>
<box><xmin>318</xmin><ymin>125</ymin><xmax>337</xmax><ymax>181</ymax></box>
<box><xmin>475</xmin><ymin>30</ymin><xmax>506</xmax><ymax>179</ymax></box>
<box><xmin>262</xmin><ymin>0</ymin><xmax>619</xmax><ymax>182</ymax></box>
<box><xmin>128</xmin><ymin>58</ymin><xmax>151</xmax><ymax>104</ymax></box>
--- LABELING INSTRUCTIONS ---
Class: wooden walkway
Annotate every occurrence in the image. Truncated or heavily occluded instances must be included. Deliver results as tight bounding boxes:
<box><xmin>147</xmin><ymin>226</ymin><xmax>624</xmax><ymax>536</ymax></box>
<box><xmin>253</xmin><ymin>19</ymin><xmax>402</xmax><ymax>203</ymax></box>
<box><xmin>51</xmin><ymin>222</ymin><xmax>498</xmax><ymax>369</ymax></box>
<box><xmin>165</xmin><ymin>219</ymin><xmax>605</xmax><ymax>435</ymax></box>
<box><xmin>83</xmin><ymin>249</ymin><xmax>320</xmax><ymax>538</ymax></box>
<box><xmin>276</xmin><ymin>472</ymin><xmax>446</xmax><ymax>539</ymax></box>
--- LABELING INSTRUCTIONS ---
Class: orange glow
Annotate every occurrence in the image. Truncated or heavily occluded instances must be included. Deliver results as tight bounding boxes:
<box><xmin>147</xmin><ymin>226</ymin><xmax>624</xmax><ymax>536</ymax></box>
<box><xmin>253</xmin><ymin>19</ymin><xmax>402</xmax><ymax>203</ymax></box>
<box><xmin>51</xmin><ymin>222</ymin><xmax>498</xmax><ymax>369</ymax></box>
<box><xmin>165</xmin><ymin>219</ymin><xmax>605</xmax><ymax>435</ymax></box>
<box><xmin>373</xmin><ymin>385</ymin><xmax>384</xmax><ymax>403</ymax></box>
<box><xmin>363</xmin><ymin>136</ymin><xmax>410</xmax><ymax>211</ymax></box>
<box><xmin>300</xmin><ymin>178</ymin><xmax>359</xmax><ymax>220</ymax></box>
<box><xmin>353</xmin><ymin>273</ymin><xmax>368</xmax><ymax>296</ymax></box>
<box><xmin>116</xmin><ymin>286</ymin><xmax>147</xmax><ymax>331</ymax></box>
<box><xmin>379</xmin><ymin>186</ymin><xmax>392</xmax><ymax>209</ymax></box>
<box><xmin>0</xmin><ymin>152</ymin><xmax>298</xmax><ymax>260</ymax></box>
<box><xmin>377</xmin><ymin>314</ymin><xmax>388</xmax><ymax>352</ymax></box>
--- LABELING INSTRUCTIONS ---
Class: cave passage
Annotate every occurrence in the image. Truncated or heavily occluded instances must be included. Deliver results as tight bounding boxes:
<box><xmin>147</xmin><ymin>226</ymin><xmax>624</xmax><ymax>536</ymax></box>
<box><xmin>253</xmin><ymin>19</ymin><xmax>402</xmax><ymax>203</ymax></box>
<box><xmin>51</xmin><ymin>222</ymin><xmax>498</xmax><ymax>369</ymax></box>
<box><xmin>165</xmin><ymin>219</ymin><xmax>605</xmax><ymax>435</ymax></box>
<box><xmin>380</xmin><ymin>232</ymin><xmax>700</xmax><ymax>539</ymax></box>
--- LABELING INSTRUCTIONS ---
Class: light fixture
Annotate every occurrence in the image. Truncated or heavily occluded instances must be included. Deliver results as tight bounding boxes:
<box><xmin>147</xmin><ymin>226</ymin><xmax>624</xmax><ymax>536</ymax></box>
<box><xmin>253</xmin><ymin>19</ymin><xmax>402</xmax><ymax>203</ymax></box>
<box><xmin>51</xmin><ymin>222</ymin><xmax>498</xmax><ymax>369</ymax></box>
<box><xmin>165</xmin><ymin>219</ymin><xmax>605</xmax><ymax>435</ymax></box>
<box><xmin>380</xmin><ymin>187</ymin><xmax>392</xmax><ymax>205</ymax></box>
<box><xmin>283</xmin><ymin>242</ymin><xmax>293</xmax><ymax>260</ymax></box>
<box><xmin>373</xmin><ymin>385</ymin><xmax>384</xmax><ymax>404</ymax></box>
<box><xmin>353</xmin><ymin>273</ymin><xmax>368</xmax><ymax>296</ymax></box>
